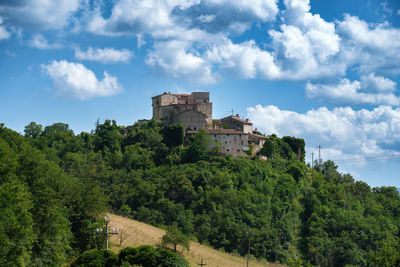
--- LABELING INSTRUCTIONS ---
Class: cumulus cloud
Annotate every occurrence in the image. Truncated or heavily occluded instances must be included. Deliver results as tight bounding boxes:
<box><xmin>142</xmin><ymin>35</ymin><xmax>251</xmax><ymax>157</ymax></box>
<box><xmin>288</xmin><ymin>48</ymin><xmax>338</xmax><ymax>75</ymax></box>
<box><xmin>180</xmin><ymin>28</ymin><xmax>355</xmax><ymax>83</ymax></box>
<box><xmin>87</xmin><ymin>0</ymin><xmax>177</xmax><ymax>36</ymax></box>
<box><xmin>337</xmin><ymin>14</ymin><xmax>400</xmax><ymax>74</ymax></box>
<box><xmin>171</xmin><ymin>0</ymin><xmax>278</xmax><ymax>34</ymax></box>
<box><xmin>81</xmin><ymin>0</ymin><xmax>400</xmax><ymax>84</ymax></box>
<box><xmin>306</xmin><ymin>78</ymin><xmax>400</xmax><ymax>106</ymax></box>
<box><xmin>28</xmin><ymin>34</ymin><xmax>63</xmax><ymax>49</ymax></box>
<box><xmin>207</xmin><ymin>39</ymin><xmax>280</xmax><ymax>79</ymax></box>
<box><xmin>247</xmin><ymin>104</ymin><xmax>400</xmax><ymax>160</ymax></box>
<box><xmin>360</xmin><ymin>73</ymin><xmax>396</xmax><ymax>93</ymax></box>
<box><xmin>146</xmin><ymin>40</ymin><xmax>216</xmax><ymax>84</ymax></box>
<box><xmin>75</xmin><ymin>47</ymin><xmax>133</xmax><ymax>64</ymax></box>
<box><xmin>0</xmin><ymin>0</ymin><xmax>82</xmax><ymax>30</ymax></box>
<box><xmin>268</xmin><ymin>0</ymin><xmax>342</xmax><ymax>79</ymax></box>
<box><xmin>42</xmin><ymin>60</ymin><xmax>122</xmax><ymax>100</ymax></box>
<box><xmin>0</xmin><ymin>17</ymin><xmax>10</xmax><ymax>40</ymax></box>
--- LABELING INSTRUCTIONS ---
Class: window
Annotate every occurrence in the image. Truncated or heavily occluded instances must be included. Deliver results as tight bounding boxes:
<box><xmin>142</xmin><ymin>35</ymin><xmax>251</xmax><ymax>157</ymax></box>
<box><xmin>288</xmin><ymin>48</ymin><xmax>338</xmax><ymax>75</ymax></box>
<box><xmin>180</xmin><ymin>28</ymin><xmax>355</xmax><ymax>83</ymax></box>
<box><xmin>225</xmin><ymin>141</ymin><xmax>227</xmax><ymax>144</ymax></box>
<box><xmin>227</xmin><ymin>149</ymin><xmax>230</xmax><ymax>152</ymax></box>
<box><xmin>194</xmin><ymin>127</ymin><xmax>197</xmax><ymax>130</ymax></box>
<box><xmin>214</xmin><ymin>135</ymin><xmax>216</xmax><ymax>137</ymax></box>
<box><xmin>204</xmin><ymin>99</ymin><xmax>206</xmax><ymax>102</ymax></box>
<box><xmin>237</xmin><ymin>149</ymin><xmax>240</xmax><ymax>152</ymax></box>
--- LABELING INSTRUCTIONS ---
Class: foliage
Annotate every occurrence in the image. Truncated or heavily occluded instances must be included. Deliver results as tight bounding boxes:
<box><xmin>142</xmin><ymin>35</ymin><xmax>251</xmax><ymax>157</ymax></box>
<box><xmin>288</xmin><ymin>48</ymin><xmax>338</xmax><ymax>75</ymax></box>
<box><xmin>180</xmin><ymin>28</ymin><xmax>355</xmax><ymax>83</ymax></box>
<box><xmin>161</xmin><ymin>224</ymin><xmax>190</xmax><ymax>252</ymax></box>
<box><xmin>71</xmin><ymin>249</ymin><xmax>118</xmax><ymax>267</ymax></box>
<box><xmin>2</xmin><ymin>120</ymin><xmax>400</xmax><ymax>266</ymax></box>
<box><xmin>162</xmin><ymin>124</ymin><xmax>185</xmax><ymax>147</ymax></box>
<box><xmin>118</xmin><ymin>245</ymin><xmax>189</xmax><ymax>267</ymax></box>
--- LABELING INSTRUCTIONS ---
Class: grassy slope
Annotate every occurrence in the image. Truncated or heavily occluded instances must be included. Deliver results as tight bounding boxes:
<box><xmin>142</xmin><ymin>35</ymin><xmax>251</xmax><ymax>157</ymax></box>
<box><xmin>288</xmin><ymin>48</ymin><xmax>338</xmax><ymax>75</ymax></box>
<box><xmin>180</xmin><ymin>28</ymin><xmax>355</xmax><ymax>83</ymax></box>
<box><xmin>107</xmin><ymin>214</ymin><xmax>284</xmax><ymax>267</ymax></box>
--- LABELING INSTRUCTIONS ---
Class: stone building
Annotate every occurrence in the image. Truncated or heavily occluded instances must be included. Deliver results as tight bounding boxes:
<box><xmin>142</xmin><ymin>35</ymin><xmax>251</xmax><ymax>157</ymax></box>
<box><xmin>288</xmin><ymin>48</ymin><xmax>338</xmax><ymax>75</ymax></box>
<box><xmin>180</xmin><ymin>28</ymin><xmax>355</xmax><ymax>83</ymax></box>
<box><xmin>152</xmin><ymin>92</ymin><xmax>212</xmax><ymax>130</ymax></box>
<box><xmin>221</xmin><ymin>114</ymin><xmax>253</xmax><ymax>134</ymax></box>
<box><xmin>151</xmin><ymin>91</ymin><xmax>268</xmax><ymax>157</ymax></box>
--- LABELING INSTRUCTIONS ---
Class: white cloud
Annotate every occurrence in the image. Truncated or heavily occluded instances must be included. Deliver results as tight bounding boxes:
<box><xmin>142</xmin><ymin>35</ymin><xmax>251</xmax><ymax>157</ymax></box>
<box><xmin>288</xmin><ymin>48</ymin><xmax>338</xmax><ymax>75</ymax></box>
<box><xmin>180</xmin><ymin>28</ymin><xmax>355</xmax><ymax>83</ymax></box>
<box><xmin>75</xmin><ymin>47</ymin><xmax>133</xmax><ymax>64</ymax></box>
<box><xmin>207</xmin><ymin>39</ymin><xmax>280</xmax><ymax>79</ymax></box>
<box><xmin>88</xmin><ymin>0</ymin><xmax>278</xmax><ymax>36</ymax></box>
<box><xmin>267</xmin><ymin>0</ymin><xmax>342</xmax><ymax>79</ymax></box>
<box><xmin>0</xmin><ymin>16</ymin><xmax>10</xmax><ymax>40</ymax></box>
<box><xmin>247</xmin><ymin>104</ymin><xmax>400</xmax><ymax>160</ymax></box>
<box><xmin>337</xmin><ymin>14</ymin><xmax>400</xmax><ymax>74</ymax></box>
<box><xmin>81</xmin><ymin>0</ymin><xmax>400</xmax><ymax>85</ymax></box>
<box><xmin>0</xmin><ymin>0</ymin><xmax>82</xmax><ymax>30</ymax></box>
<box><xmin>28</xmin><ymin>34</ymin><xmax>63</xmax><ymax>49</ymax></box>
<box><xmin>87</xmin><ymin>0</ymin><xmax>177</xmax><ymax>36</ymax></box>
<box><xmin>360</xmin><ymin>73</ymin><xmax>396</xmax><ymax>93</ymax></box>
<box><xmin>146</xmin><ymin>40</ymin><xmax>216</xmax><ymax>84</ymax></box>
<box><xmin>306</xmin><ymin>78</ymin><xmax>400</xmax><ymax>106</ymax></box>
<box><xmin>42</xmin><ymin>60</ymin><xmax>122</xmax><ymax>100</ymax></box>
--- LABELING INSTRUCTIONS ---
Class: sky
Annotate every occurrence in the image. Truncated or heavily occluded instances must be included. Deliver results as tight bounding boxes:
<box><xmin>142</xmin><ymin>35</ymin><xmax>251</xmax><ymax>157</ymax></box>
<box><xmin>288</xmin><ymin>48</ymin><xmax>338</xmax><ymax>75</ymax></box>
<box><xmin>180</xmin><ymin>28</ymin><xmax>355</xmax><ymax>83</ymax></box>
<box><xmin>1</xmin><ymin>0</ymin><xmax>400</xmax><ymax>187</ymax></box>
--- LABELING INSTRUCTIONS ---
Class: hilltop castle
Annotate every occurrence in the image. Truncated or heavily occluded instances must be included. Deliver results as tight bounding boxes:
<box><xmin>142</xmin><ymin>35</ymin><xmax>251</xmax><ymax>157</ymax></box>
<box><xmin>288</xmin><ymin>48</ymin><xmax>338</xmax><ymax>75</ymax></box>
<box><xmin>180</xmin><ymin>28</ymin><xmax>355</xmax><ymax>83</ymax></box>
<box><xmin>152</xmin><ymin>92</ymin><xmax>267</xmax><ymax>157</ymax></box>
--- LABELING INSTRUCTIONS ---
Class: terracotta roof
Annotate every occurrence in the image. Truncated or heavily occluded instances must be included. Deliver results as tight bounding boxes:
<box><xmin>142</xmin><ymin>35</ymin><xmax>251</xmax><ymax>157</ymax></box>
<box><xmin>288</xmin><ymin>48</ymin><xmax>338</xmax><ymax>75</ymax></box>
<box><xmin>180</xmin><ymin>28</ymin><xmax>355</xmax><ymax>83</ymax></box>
<box><xmin>248</xmin><ymin>133</ymin><xmax>268</xmax><ymax>140</ymax></box>
<box><xmin>221</xmin><ymin>115</ymin><xmax>253</xmax><ymax>125</ymax></box>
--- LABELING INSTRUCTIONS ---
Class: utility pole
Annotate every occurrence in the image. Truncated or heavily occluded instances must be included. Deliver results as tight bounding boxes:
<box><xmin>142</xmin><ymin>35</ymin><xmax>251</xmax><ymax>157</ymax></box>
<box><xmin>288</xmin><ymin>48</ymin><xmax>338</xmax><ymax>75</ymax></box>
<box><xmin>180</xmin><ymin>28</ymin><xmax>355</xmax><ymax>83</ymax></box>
<box><xmin>197</xmin><ymin>258</ymin><xmax>206</xmax><ymax>267</ymax></box>
<box><xmin>317</xmin><ymin>144</ymin><xmax>322</xmax><ymax>165</ymax></box>
<box><xmin>96</xmin><ymin>216</ymin><xmax>119</xmax><ymax>250</ymax></box>
<box><xmin>247</xmin><ymin>229</ymin><xmax>252</xmax><ymax>267</ymax></box>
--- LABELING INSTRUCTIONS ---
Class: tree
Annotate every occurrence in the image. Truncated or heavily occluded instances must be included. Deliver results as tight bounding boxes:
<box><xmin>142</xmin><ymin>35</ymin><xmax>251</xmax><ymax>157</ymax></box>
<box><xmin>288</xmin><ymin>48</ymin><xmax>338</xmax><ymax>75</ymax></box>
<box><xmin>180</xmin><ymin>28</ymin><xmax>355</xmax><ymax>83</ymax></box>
<box><xmin>24</xmin><ymin>122</ymin><xmax>43</xmax><ymax>138</ymax></box>
<box><xmin>162</xmin><ymin>124</ymin><xmax>184</xmax><ymax>147</ymax></box>
<box><xmin>161</xmin><ymin>224</ymin><xmax>190</xmax><ymax>252</ymax></box>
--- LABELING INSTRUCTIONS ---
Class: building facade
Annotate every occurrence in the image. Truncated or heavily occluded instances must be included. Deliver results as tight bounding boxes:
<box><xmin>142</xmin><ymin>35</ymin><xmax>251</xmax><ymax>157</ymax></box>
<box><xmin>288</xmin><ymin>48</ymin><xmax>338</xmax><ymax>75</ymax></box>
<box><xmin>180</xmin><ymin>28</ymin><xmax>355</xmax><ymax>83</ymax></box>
<box><xmin>152</xmin><ymin>92</ymin><xmax>212</xmax><ymax>130</ymax></box>
<box><xmin>152</xmin><ymin>91</ymin><xmax>267</xmax><ymax>157</ymax></box>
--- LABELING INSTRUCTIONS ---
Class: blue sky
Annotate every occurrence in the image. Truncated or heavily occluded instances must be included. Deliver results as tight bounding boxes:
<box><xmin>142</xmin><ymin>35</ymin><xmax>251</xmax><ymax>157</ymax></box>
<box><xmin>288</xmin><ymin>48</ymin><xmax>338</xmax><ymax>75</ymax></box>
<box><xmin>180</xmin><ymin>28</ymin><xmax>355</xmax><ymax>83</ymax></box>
<box><xmin>1</xmin><ymin>0</ymin><xmax>400</xmax><ymax>187</ymax></box>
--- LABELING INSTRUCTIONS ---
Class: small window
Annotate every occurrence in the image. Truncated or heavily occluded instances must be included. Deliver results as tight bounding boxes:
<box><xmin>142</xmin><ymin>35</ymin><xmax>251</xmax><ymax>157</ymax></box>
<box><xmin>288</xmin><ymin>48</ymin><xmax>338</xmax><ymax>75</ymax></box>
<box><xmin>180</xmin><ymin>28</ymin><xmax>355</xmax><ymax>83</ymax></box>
<box><xmin>194</xmin><ymin>127</ymin><xmax>197</xmax><ymax>130</ymax></box>
<box><xmin>204</xmin><ymin>99</ymin><xmax>206</xmax><ymax>102</ymax></box>
<box><xmin>237</xmin><ymin>149</ymin><xmax>240</xmax><ymax>152</ymax></box>
<box><xmin>227</xmin><ymin>149</ymin><xmax>230</xmax><ymax>152</ymax></box>
<box><xmin>214</xmin><ymin>135</ymin><xmax>217</xmax><ymax>138</ymax></box>
<box><xmin>185</xmin><ymin>101</ymin><xmax>188</xmax><ymax>104</ymax></box>
<box><xmin>227</xmin><ymin>134</ymin><xmax>230</xmax><ymax>136</ymax></box>
<box><xmin>225</xmin><ymin>141</ymin><xmax>227</xmax><ymax>144</ymax></box>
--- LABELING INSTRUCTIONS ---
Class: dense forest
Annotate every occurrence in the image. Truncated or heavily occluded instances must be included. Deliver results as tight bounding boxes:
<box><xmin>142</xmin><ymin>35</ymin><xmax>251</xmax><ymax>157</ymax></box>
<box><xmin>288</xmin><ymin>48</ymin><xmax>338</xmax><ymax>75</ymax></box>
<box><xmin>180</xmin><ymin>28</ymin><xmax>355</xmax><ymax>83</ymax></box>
<box><xmin>1</xmin><ymin>119</ymin><xmax>400</xmax><ymax>266</ymax></box>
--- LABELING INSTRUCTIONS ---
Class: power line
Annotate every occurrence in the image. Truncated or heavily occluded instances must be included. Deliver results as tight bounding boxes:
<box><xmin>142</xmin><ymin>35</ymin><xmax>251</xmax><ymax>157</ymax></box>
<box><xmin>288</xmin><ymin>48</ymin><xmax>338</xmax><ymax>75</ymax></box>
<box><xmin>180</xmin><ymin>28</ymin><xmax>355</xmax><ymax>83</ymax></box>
<box><xmin>332</xmin><ymin>154</ymin><xmax>400</xmax><ymax>164</ymax></box>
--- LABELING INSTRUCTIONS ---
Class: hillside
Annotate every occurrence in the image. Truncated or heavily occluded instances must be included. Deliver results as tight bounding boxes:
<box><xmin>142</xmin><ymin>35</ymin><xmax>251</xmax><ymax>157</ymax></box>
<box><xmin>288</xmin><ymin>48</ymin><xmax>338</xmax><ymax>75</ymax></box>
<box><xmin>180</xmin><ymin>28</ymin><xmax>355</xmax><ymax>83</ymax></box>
<box><xmin>107</xmin><ymin>214</ymin><xmax>283</xmax><ymax>267</ymax></box>
<box><xmin>1</xmin><ymin>120</ymin><xmax>400</xmax><ymax>266</ymax></box>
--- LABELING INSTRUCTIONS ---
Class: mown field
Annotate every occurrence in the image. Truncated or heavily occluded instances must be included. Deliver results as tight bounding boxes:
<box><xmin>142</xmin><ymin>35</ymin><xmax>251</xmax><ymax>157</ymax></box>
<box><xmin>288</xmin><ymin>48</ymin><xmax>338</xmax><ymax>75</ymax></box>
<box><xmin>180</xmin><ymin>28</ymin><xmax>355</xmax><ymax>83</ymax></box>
<box><xmin>108</xmin><ymin>214</ymin><xmax>284</xmax><ymax>267</ymax></box>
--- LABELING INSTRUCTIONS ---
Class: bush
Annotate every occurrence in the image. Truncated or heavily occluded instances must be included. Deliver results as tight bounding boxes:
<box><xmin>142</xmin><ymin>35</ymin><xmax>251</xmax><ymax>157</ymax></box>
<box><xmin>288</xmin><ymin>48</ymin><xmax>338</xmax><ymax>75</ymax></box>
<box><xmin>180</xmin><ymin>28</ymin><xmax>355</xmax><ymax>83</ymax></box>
<box><xmin>71</xmin><ymin>249</ymin><xmax>118</xmax><ymax>267</ymax></box>
<box><xmin>118</xmin><ymin>245</ymin><xmax>189</xmax><ymax>267</ymax></box>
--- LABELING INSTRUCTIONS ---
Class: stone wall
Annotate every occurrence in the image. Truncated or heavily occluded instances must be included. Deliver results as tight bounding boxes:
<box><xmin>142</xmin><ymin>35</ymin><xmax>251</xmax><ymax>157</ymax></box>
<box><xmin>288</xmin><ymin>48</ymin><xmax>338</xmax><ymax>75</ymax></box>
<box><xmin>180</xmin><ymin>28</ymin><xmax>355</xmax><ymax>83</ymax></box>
<box><xmin>173</xmin><ymin>110</ymin><xmax>207</xmax><ymax>131</ymax></box>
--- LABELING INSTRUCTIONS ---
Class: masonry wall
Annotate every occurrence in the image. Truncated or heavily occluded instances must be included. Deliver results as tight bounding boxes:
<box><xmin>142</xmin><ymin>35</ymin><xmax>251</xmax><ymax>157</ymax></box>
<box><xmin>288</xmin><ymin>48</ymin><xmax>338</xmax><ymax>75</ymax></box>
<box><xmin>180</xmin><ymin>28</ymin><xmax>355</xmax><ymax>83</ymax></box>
<box><xmin>209</xmin><ymin>133</ymin><xmax>249</xmax><ymax>157</ymax></box>
<box><xmin>173</xmin><ymin>110</ymin><xmax>206</xmax><ymax>131</ymax></box>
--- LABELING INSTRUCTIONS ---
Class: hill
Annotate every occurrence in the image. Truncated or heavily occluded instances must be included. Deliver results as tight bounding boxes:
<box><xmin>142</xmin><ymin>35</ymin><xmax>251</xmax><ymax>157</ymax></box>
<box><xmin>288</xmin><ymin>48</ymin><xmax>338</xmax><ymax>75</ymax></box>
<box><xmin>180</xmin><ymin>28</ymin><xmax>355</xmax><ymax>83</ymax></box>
<box><xmin>107</xmin><ymin>214</ymin><xmax>283</xmax><ymax>267</ymax></box>
<box><xmin>1</xmin><ymin>120</ymin><xmax>400</xmax><ymax>266</ymax></box>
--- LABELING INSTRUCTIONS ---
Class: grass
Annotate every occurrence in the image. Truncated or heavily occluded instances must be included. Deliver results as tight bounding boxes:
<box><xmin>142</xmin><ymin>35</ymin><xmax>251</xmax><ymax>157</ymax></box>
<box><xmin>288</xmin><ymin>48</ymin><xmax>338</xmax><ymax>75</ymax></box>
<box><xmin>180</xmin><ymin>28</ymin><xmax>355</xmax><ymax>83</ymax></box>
<box><xmin>107</xmin><ymin>213</ymin><xmax>284</xmax><ymax>267</ymax></box>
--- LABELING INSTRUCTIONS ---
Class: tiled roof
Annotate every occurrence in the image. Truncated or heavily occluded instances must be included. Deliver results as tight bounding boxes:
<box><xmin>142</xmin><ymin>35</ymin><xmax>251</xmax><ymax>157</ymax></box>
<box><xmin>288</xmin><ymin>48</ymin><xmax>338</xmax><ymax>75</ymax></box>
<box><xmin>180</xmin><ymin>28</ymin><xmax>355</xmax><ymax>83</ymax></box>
<box><xmin>221</xmin><ymin>115</ymin><xmax>253</xmax><ymax>125</ymax></box>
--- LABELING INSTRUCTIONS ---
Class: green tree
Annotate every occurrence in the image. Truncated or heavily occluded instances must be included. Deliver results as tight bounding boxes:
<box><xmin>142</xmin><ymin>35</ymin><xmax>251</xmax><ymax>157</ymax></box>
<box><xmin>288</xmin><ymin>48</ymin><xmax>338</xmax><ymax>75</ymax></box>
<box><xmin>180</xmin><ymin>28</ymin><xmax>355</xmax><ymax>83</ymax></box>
<box><xmin>161</xmin><ymin>224</ymin><xmax>190</xmax><ymax>252</ymax></box>
<box><xmin>24</xmin><ymin>122</ymin><xmax>43</xmax><ymax>138</ymax></box>
<box><xmin>162</xmin><ymin>124</ymin><xmax>184</xmax><ymax>147</ymax></box>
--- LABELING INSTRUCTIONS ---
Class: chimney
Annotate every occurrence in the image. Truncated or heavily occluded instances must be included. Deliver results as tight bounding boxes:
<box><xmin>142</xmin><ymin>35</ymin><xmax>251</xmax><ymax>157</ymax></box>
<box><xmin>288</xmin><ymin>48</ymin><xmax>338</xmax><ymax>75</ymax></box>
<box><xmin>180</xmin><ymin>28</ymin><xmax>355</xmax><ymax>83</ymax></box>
<box><xmin>245</xmin><ymin>118</ymin><xmax>249</xmax><ymax>122</ymax></box>
<box><xmin>236</xmin><ymin>113</ymin><xmax>239</xmax><ymax>117</ymax></box>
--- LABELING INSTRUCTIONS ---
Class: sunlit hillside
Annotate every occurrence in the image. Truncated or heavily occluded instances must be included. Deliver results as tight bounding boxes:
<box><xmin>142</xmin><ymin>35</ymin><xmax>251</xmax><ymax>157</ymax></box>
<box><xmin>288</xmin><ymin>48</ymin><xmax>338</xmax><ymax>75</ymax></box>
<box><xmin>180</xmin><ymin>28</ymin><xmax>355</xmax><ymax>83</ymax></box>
<box><xmin>107</xmin><ymin>214</ymin><xmax>285</xmax><ymax>267</ymax></box>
